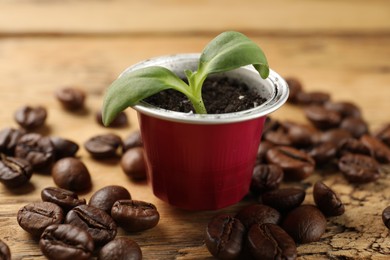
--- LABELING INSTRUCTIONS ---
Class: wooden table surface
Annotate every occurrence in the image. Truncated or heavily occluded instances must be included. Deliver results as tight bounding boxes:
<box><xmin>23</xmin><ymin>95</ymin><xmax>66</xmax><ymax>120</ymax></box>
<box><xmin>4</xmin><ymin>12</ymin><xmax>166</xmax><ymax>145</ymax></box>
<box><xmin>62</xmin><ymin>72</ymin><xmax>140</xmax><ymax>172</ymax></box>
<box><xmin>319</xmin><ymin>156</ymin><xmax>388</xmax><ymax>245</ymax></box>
<box><xmin>1</xmin><ymin>1</ymin><xmax>390</xmax><ymax>259</ymax></box>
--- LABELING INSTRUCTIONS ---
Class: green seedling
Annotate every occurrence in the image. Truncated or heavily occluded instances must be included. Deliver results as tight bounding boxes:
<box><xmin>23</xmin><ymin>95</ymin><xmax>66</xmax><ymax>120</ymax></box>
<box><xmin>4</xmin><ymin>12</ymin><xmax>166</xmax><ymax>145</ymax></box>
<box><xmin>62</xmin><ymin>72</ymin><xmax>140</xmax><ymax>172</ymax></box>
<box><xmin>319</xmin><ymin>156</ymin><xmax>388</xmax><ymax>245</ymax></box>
<box><xmin>102</xmin><ymin>31</ymin><xmax>269</xmax><ymax>126</ymax></box>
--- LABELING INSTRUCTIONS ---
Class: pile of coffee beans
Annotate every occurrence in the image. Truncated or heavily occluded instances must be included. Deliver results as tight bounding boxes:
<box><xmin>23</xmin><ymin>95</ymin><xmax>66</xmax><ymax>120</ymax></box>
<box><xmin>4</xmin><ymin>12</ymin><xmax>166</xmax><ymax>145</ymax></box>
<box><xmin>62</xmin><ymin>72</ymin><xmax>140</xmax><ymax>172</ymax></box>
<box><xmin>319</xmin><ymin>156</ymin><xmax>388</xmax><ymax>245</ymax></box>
<box><xmin>16</xmin><ymin>185</ymin><xmax>158</xmax><ymax>259</ymax></box>
<box><xmin>0</xmin><ymin>86</ymin><xmax>150</xmax><ymax>258</ymax></box>
<box><xmin>204</xmin><ymin>77</ymin><xmax>390</xmax><ymax>259</ymax></box>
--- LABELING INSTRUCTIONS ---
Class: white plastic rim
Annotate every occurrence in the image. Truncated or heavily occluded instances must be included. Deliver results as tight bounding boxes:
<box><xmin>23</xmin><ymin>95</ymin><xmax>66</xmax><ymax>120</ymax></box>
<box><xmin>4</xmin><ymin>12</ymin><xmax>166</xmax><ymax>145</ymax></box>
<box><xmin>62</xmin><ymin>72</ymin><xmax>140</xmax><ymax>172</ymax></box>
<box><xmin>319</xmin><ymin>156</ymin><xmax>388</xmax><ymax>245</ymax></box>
<box><xmin>120</xmin><ymin>53</ymin><xmax>289</xmax><ymax>125</ymax></box>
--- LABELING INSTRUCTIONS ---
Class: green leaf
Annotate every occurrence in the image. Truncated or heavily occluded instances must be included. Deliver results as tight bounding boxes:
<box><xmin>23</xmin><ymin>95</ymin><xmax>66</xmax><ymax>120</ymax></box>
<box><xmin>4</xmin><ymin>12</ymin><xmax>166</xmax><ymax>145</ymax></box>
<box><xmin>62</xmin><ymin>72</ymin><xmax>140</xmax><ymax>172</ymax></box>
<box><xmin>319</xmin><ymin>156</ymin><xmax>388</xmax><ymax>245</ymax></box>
<box><xmin>198</xmin><ymin>31</ymin><xmax>269</xmax><ymax>79</ymax></box>
<box><xmin>102</xmin><ymin>66</ymin><xmax>188</xmax><ymax>126</ymax></box>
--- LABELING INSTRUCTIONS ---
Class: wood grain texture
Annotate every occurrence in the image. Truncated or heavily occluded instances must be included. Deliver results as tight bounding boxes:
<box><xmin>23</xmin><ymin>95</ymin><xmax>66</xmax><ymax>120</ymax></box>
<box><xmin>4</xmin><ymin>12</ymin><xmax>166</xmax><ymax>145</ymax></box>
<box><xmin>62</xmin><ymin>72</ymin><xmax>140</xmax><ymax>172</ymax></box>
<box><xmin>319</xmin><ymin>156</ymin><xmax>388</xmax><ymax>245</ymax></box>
<box><xmin>0</xmin><ymin>35</ymin><xmax>389</xmax><ymax>259</ymax></box>
<box><xmin>0</xmin><ymin>0</ymin><xmax>389</xmax><ymax>36</ymax></box>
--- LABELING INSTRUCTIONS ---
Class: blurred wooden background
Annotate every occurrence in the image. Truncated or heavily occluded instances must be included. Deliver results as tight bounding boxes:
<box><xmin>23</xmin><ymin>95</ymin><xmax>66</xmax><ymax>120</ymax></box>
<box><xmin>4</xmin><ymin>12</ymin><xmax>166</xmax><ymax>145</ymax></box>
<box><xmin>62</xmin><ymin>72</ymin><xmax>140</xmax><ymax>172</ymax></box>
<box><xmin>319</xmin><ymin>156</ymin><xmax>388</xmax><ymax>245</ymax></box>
<box><xmin>0</xmin><ymin>0</ymin><xmax>390</xmax><ymax>259</ymax></box>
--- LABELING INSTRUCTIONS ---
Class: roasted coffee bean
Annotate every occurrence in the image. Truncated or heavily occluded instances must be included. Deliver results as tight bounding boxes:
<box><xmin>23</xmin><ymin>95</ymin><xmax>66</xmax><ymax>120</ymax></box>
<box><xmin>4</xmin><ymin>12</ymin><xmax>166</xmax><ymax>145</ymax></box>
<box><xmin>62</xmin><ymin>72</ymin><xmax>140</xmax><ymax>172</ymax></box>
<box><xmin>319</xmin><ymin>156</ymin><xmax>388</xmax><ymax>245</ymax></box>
<box><xmin>324</xmin><ymin>101</ymin><xmax>362</xmax><ymax>119</ymax></box>
<box><xmin>337</xmin><ymin>138</ymin><xmax>370</xmax><ymax>157</ymax></box>
<box><xmin>0</xmin><ymin>239</ymin><xmax>11</xmax><ymax>260</ymax></box>
<box><xmin>121</xmin><ymin>147</ymin><xmax>146</xmax><ymax>180</ymax></box>
<box><xmin>50</xmin><ymin>136</ymin><xmax>79</xmax><ymax>160</ymax></box>
<box><xmin>250</xmin><ymin>164</ymin><xmax>283</xmax><ymax>195</ymax></box>
<box><xmin>284</xmin><ymin>121</ymin><xmax>318</xmax><ymax>147</ymax></box>
<box><xmin>374</xmin><ymin>123</ymin><xmax>390</xmax><ymax>147</ymax></box>
<box><xmin>304</xmin><ymin>105</ymin><xmax>341</xmax><ymax>130</ymax></box>
<box><xmin>262</xmin><ymin>117</ymin><xmax>281</xmax><ymax>137</ymax></box>
<box><xmin>65</xmin><ymin>205</ymin><xmax>117</xmax><ymax>246</ymax></box>
<box><xmin>96</xmin><ymin>110</ymin><xmax>128</xmax><ymax>128</ymax></box>
<box><xmin>205</xmin><ymin>214</ymin><xmax>245</xmax><ymax>260</ymax></box>
<box><xmin>340</xmin><ymin>117</ymin><xmax>369</xmax><ymax>138</ymax></box>
<box><xmin>236</xmin><ymin>204</ymin><xmax>281</xmax><ymax>229</ymax></box>
<box><xmin>285</xmin><ymin>77</ymin><xmax>303</xmax><ymax>103</ymax></box>
<box><xmin>261</xmin><ymin>188</ymin><xmax>306</xmax><ymax>213</ymax></box>
<box><xmin>0</xmin><ymin>154</ymin><xmax>32</xmax><ymax>188</ymax></box>
<box><xmin>247</xmin><ymin>223</ymin><xmax>297</xmax><ymax>260</ymax></box>
<box><xmin>295</xmin><ymin>91</ymin><xmax>330</xmax><ymax>105</ymax></box>
<box><xmin>338</xmin><ymin>153</ymin><xmax>380</xmax><ymax>183</ymax></box>
<box><xmin>111</xmin><ymin>200</ymin><xmax>159</xmax><ymax>232</ymax></box>
<box><xmin>17</xmin><ymin>202</ymin><xmax>64</xmax><ymax>237</ymax></box>
<box><xmin>52</xmin><ymin>157</ymin><xmax>91</xmax><ymax>191</ymax></box>
<box><xmin>315</xmin><ymin>129</ymin><xmax>352</xmax><ymax>145</ymax></box>
<box><xmin>40</xmin><ymin>224</ymin><xmax>94</xmax><ymax>260</ymax></box>
<box><xmin>360</xmin><ymin>134</ymin><xmax>390</xmax><ymax>163</ymax></box>
<box><xmin>308</xmin><ymin>142</ymin><xmax>338</xmax><ymax>165</ymax></box>
<box><xmin>41</xmin><ymin>187</ymin><xmax>86</xmax><ymax>212</ymax></box>
<box><xmin>382</xmin><ymin>206</ymin><xmax>390</xmax><ymax>229</ymax></box>
<box><xmin>14</xmin><ymin>133</ymin><xmax>54</xmax><ymax>170</ymax></box>
<box><xmin>98</xmin><ymin>237</ymin><xmax>142</xmax><ymax>260</ymax></box>
<box><xmin>266</xmin><ymin>146</ymin><xmax>315</xmax><ymax>181</ymax></box>
<box><xmin>313</xmin><ymin>181</ymin><xmax>344</xmax><ymax>216</ymax></box>
<box><xmin>282</xmin><ymin>205</ymin><xmax>327</xmax><ymax>244</ymax></box>
<box><xmin>256</xmin><ymin>140</ymin><xmax>274</xmax><ymax>163</ymax></box>
<box><xmin>55</xmin><ymin>87</ymin><xmax>86</xmax><ymax>110</ymax></box>
<box><xmin>264</xmin><ymin>129</ymin><xmax>292</xmax><ymax>146</ymax></box>
<box><xmin>89</xmin><ymin>185</ymin><xmax>131</xmax><ymax>214</ymax></box>
<box><xmin>84</xmin><ymin>133</ymin><xmax>123</xmax><ymax>159</ymax></box>
<box><xmin>123</xmin><ymin>131</ymin><xmax>143</xmax><ymax>151</ymax></box>
<box><xmin>14</xmin><ymin>105</ymin><xmax>47</xmax><ymax>130</ymax></box>
<box><xmin>0</xmin><ymin>127</ymin><xmax>25</xmax><ymax>155</ymax></box>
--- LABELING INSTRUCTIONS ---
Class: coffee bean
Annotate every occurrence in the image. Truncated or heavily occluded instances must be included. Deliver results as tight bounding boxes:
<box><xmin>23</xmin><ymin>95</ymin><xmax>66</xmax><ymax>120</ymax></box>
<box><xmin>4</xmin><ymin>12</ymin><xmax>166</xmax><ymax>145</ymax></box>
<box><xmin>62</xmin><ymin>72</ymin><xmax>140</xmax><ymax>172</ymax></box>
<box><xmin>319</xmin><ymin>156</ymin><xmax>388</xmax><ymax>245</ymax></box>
<box><xmin>0</xmin><ymin>239</ymin><xmax>11</xmax><ymax>260</ymax></box>
<box><xmin>295</xmin><ymin>91</ymin><xmax>330</xmax><ymax>105</ymax></box>
<box><xmin>0</xmin><ymin>154</ymin><xmax>33</xmax><ymax>188</ymax></box>
<box><xmin>256</xmin><ymin>140</ymin><xmax>274</xmax><ymax>163</ymax></box>
<box><xmin>337</xmin><ymin>138</ymin><xmax>370</xmax><ymax>157</ymax></box>
<box><xmin>39</xmin><ymin>224</ymin><xmax>94</xmax><ymax>260</ymax></box>
<box><xmin>17</xmin><ymin>202</ymin><xmax>64</xmax><ymax>237</ymax></box>
<box><xmin>247</xmin><ymin>223</ymin><xmax>297</xmax><ymax>260</ymax></box>
<box><xmin>284</xmin><ymin>121</ymin><xmax>318</xmax><ymax>147</ymax></box>
<box><xmin>0</xmin><ymin>127</ymin><xmax>25</xmax><ymax>155</ymax></box>
<box><xmin>89</xmin><ymin>185</ymin><xmax>131</xmax><ymax>214</ymax></box>
<box><xmin>15</xmin><ymin>133</ymin><xmax>55</xmax><ymax>170</ymax></box>
<box><xmin>338</xmin><ymin>153</ymin><xmax>380</xmax><ymax>183</ymax></box>
<box><xmin>266</xmin><ymin>146</ymin><xmax>315</xmax><ymax>181</ymax></box>
<box><xmin>262</xmin><ymin>117</ymin><xmax>281</xmax><ymax>137</ymax></box>
<box><xmin>98</xmin><ymin>237</ymin><xmax>142</xmax><ymax>260</ymax></box>
<box><xmin>236</xmin><ymin>204</ymin><xmax>281</xmax><ymax>229</ymax></box>
<box><xmin>52</xmin><ymin>158</ymin><xmax>91</xmax><ymax>191</ymax></box>
<box><xmin>250</xmin><ymin>164</ymin><xmax>283</xmax><ymax>195</ymax></box>
<box><xmin>55</xmin><ymin>87</ymin><xmax>86</xmax><ymax>110</ymax></box>
<box><xmin>282</xmin><ymin>205</ymin><xmax>327</xmax><ymax>244</ymax></box>
<box><xmin>120</xmin><ymin>147</ymin><xmax>146</xmax><ymax>180</ymax></box>
<box><xmin>313</xmin><ymin>181</ymin><xmax>345</xmax><ymax>216</ymax></box>
<box><xmin>308</xmin><ymin>142</ymin><xmax>338</xmax><ymax>165</ymax></box>
<box><xmin>285</xmin><ymin>77</ymin><xmax>303</xmax><ymax>103</ymax></box>
<box><xmin>360</xmin><ymin>134</ymin><xmax>390</xmax><ymax>163</ymax></box>
<box><xmin>111</xmin><ymin>200</ymin><xmax>159</xmax><ymax>232</ymax></box>
<box><xmin>205</xmin><ymin>214</ymin><xmax>245</xmax><ymax>260</ymax></box>
<box><xmin>324</xmin><ymin>101</ymin><xmax>362</xmax><ymax>119</ymax></box>
<box><xmin>316</xmin><ymin>129</ymin><xmax>352</xmax><ymax>145</ymax></box>
<box><xmin>84</xmin><ymin>133</ymin><xmax>123</xmax><ymax>159</ymax></box>
<box><xmin>261</xmin><ymin>188</ymin><xmax>306</xmax><ymax>213</ymax></box>
<box><xmin>340</xmin><ymin>117</ymin><xmax>369</xmax><ymax>138</ymax></box>
<box><xmin>14</xmin><ymin>105</ymin><xmax>47</xmax><ymax>130</ymax></box>
<box><xmin>65</xmin><ymin>205</ymin><xmax>117</xmax><ymax>246</ymax></box>
<box><xmin>50</xmin><ymin>136</ymin><xmax>79</xmax><ymax>160</ymax></box>
<box><xmin>304</xmin><ymin>105</ymin><xmax>341</xmax><ymax>130</ymax></box>
<box><xmin>264</xmin><ymin>129</ymin><xmax>292</xmax><ymax>146</ymax></box>
<box><xmin>41</xmin><ymin>187</ymin><xmax>86</xmax><ymax>212</ymax></box>
<box><xmin>123</xmin><ymin>131</ymin><xmax>143</xmax><ymax>152</ymax></box>
<box><xmin>374</xmin><ymin>123</ymin><xmax>390</xmax><ymax>147</ymax></box>
<box><xmin>382</xmin><ymin>206</ymin><xmax>390</xmax><ymax>229</ymax></box>
<box><xmin>96</xmin><ymin>110</ymin><xmax>128</xmax><ymax>128</ymax></box>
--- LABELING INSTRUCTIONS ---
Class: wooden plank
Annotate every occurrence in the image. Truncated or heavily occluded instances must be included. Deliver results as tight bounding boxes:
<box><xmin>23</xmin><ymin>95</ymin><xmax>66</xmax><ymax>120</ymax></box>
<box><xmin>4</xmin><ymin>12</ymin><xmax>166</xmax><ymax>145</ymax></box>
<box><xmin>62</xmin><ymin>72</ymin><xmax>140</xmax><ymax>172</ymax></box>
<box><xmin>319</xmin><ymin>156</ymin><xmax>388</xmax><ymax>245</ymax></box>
<box><xmin>0</xmin><ymin>0</ymin><xmax>389</xmax><ymax>35</ymax></box>
<box><xmin>0</xmin><ymin>35</ymin><xmax>390</xmax><ymax>259</ymax></box>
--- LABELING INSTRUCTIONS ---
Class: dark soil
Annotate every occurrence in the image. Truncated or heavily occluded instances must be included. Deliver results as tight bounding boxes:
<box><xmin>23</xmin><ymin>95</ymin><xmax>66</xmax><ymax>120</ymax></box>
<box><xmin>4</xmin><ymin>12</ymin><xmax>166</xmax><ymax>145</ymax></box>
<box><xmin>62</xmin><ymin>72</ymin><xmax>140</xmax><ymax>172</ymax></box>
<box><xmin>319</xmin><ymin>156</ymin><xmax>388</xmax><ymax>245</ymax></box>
<box><xmin>144</xmin><ymin>77</ymin><xmax>266</xmax><ymax>114</ymax></box>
